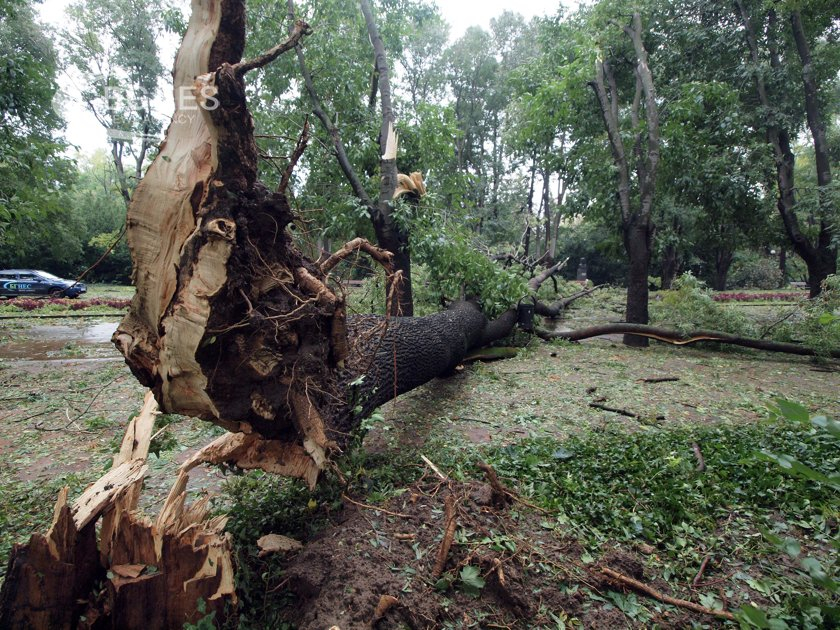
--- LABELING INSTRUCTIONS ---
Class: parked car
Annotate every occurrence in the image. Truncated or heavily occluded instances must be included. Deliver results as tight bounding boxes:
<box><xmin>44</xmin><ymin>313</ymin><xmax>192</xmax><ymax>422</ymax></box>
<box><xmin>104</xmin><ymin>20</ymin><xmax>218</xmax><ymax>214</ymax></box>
<box><xmin>0</xmin><ymin>269</ymin><xmax>87</xmax><ymax>298</ymax></box>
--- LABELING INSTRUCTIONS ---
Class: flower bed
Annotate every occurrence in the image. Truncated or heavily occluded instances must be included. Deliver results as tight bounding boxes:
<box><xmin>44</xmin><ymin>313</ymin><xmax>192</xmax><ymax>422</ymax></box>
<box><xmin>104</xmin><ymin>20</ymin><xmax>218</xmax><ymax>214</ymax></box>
<box><xmin>712</xmin><ymin>292</ymin><xmax>806</xmax><ymax>302</ymax></box>
<box><xmin>1</xmin><ymin>297</ymin><xmax>131</xmax><ymax>311</ymax></box>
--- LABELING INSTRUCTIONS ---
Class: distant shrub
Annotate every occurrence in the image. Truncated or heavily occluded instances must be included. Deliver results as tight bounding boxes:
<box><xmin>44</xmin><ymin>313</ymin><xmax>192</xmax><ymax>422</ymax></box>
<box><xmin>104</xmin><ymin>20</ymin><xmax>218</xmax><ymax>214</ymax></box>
<box><xmin>652</xmin><ymin>272</ymin><xmax>754</xmax><ymax>336</ymax></box>
<box><xmin>729</xmin><ymin>253</ymin><xmax>783</xmax><ymax>289</ymax></box>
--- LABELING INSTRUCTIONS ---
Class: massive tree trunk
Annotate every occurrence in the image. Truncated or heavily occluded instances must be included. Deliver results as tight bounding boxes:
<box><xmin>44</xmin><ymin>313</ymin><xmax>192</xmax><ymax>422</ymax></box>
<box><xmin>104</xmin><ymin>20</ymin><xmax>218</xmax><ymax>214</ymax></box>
<box><xmin>111</xmin><ymin>0</ymin><xmax>511</xmax><ymax>491</ymax></box>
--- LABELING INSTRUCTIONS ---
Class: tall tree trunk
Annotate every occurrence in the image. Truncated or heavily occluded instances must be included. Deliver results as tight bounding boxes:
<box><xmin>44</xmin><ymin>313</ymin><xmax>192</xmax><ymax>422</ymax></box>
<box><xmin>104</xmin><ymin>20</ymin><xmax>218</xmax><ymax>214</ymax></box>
<box><xmin>660</xmin><ymin>243</ymin><xmax>678</xmax><ymax>290</ymax></box>
<box><xmin>589</xmin><ymin>13</ymin><xmax>660</xmax><ymax>347</ymax></box>
<box><xmin>711</xmin><ymin>248</ymin><xmax>734</xmax><ymax>291</ymax></box>
<box><xmin>362</xmin><ymin>0</ymin><xmax>414</xmax><ymax>315</ymax></box>
<box><xmin>735</xmin><ymin>1</ymin><xmax>836</xmax><ymax>297</ymax></box>
<box><xmin>790</xmin><ymin>10</ymin><xmax>837</xmax><ymax>295</ymax></box>
<box><xmin>623</xmin><ymin>220</ymin><xmax>652</xmax><ymax>347</ymax></box>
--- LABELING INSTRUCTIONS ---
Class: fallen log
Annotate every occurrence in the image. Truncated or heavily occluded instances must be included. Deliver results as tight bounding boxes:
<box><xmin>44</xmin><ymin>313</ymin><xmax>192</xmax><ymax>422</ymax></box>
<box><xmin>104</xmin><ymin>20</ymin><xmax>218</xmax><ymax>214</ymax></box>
<box><xmin>536</xmin><ymin>322</ymin><xmax>839</xmax><ymax>358</ymax></box>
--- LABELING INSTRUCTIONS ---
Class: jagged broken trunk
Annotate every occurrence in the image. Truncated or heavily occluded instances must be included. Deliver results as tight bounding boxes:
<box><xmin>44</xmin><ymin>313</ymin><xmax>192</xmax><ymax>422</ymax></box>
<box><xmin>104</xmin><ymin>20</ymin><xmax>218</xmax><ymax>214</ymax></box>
<box><xmin>112</xmin><ymin>0</ymin><xmax>505</xmax><ymax>486</ymax></box>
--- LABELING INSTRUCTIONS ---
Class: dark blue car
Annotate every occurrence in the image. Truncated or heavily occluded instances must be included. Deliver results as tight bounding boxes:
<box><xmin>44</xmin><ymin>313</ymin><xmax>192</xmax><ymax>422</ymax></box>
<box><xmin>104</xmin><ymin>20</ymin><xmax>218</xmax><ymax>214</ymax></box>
<box><xmin>0</xmin><ymin>269</ymin><xmax>87</xmax><ymax>298</ymax></box>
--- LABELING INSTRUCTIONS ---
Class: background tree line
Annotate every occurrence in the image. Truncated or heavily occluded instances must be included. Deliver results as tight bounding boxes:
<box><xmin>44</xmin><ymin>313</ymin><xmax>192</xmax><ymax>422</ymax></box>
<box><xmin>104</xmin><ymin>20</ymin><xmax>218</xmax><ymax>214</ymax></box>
<box><xmin>0</xmin><ymin>0</ymin><xmax>837</xmax><ymax>309</ymax></box>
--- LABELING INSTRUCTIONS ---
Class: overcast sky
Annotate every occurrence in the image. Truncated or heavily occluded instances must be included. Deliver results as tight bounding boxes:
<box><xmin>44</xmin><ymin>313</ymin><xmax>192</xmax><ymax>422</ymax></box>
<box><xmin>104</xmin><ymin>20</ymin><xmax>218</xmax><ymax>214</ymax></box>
<box><xmin>38</xmin><ymin>0</ymin><xmax>567</xmax><ymax>157</ymax></box>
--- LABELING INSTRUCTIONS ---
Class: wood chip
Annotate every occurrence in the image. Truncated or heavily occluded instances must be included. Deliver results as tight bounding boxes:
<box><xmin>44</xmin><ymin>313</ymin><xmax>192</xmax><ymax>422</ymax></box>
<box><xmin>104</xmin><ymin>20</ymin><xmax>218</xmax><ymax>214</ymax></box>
<box><xmin>257</xmin><ymin>534</ymin><xmax>303</xmax><ymax>557</ymax></box>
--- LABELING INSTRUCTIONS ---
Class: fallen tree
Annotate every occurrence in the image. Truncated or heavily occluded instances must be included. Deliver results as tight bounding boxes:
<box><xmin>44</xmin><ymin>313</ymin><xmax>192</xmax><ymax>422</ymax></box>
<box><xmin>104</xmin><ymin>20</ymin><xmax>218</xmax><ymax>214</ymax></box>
<box><xmin>107</xmin><ymin>0</ymin><xmax>521</xmax><ymax>492</ymax></box>
<box><xmin>536</xmin><ymin>322</ymin><xmax>840</xmax><ymax>358</ymax></box>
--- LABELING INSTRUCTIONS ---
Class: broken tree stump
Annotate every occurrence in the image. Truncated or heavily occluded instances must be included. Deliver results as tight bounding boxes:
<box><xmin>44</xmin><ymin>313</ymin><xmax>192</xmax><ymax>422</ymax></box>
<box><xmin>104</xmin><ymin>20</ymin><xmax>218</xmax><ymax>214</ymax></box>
<box><xmin>0</xmin><ymin>392</ymin><xmax>236</xmax><ymax>629</ymax></box>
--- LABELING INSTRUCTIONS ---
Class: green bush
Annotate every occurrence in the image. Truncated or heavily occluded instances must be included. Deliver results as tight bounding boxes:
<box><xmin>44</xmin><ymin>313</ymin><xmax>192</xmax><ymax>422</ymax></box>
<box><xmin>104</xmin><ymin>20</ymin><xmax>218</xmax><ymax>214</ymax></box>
<box><xmin>772</xmin><ymin>274</ymin><xmax>840</xmax><ymax>356</ymax></box>
<box><xmin>651</xmin><ymin>272</ymin><xmax>754</xmax><ymax>336</ymax></box>
<box><xmin>729</xmin><ymin>252</ymin><xmax>784</xmax><ymax>289</ymax></box>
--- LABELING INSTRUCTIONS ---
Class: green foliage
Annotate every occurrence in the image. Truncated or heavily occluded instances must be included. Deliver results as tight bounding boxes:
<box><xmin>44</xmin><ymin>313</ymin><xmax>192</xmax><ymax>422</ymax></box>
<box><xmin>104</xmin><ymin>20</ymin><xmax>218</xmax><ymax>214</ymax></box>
<box><xmin>729</xmin><ymin>252</ymin><xmax>785</xmax><ymax>290</ymax></box>
<box><xmin>457</xmin><ymin>564</ymin><xmax>485</xmax><ymax>598</ymax></box>
<box><xmin>410</xmin><ymin>210</ymin><xmax>528</xmax><ymax>317</ymax></box>
<box><xmin>651</xmin><ymin>272</ymin><xmax>754</xmax><ymax>336</ymax></box>
<box><xmin>0</xmin><ymin>0</ymin><xmax>75</xmax><ymax>262</ymax></box>
<box><xmin>182</xmin><ymin>598</ymin><xmax>216</xmax><ymax>630</ymax></box>
<box><xmin>486</xmin><ymin>414</ymin><xmax>839</xmax><ymax>626</ymax></box>
<box><xmin>772</xmin><ymin>274</ymin><xmax>840</xmax><ymax>355</ymax></box>
<box><xmin>741</xmin><ymin>400</ymin><xmax>840</xmax><ymax>628</ymax></box>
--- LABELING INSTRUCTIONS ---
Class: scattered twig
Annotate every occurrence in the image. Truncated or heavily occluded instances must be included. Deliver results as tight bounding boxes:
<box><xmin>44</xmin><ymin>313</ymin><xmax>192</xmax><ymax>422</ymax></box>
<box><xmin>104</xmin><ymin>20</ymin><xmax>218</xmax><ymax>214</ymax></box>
<box><xmin>589</xmin><ymin>402</ymin><xmax>664</xmax><ymax>422</ymax></box>
<box><xmin>692</xmin><ymin>442</ymin><xmax>706</xmax><ymax>472</ymax></box>
<box><xmin>638</xmin><ymin>377</ymin><xmax>680</xmax><ymax>384</ymax></box>
<box><xmin>600</xmin><ymin>566</ymin><xmax>735</xmax><ymax>620</ymax></box>
<box><xmin>64</xmin><ymin>372</ymin><xmax>124</xmax><ymax>427</ymax></box>
<box><xmin>12</xmin><ymin>408</ymin><xmax>55</xmax><ymax>424</ymax></box>
<box><xmin>692</xmin><ymin>555</ymin><xmax>711</xmax><ymax>587</ymax></box>
<box><xmin>477</xmin><ymin>461</ymin><xmax>512</xmax><ymax>506</ymax></box>
<box><xmin>421</xmin><ymin>454</ymin><xmax>448</xmax><ymax>481</ymax></box>
<box><xmin>431</xmin><ymin>494</ymin><xmax>458</xmax><ymax>578</ymax></box>
<box><xmin>758</xmin><ymin>306</ymin><xmax>801</xmax><ymax>340</ymax></box>
<box><xmin>341</xmin><ymin>493</ymin><xmax>409</xmax><ymax>518</ymax></box>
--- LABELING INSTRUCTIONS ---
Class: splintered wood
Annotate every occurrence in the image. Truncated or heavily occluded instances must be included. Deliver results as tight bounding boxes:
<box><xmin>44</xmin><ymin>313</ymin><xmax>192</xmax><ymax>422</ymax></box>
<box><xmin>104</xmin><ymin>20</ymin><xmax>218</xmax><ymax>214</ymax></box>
<box><xmin>0</xmin><ymin>392</ymin><xmax>237</xmax><ymax>629</ymax></box>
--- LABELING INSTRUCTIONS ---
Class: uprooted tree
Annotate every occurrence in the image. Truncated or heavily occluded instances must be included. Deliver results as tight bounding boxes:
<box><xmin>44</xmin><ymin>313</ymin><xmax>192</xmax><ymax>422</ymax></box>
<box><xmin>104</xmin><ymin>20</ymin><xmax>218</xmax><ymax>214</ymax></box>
<box><xmin>108</xmin><ymin>0</ymin><xmax>520</xmax><ymax>487</ymax></box>
<box><xmin>0</xmin><ymin>1</ymin><xmax>517</xmax><ymax>625</ymax></box>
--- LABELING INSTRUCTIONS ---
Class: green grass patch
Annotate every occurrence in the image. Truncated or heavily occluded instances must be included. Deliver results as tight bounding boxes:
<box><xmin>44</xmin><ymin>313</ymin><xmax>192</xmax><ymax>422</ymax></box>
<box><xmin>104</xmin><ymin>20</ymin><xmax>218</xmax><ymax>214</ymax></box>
<box><xmin>486</xmin><ymin>421</ymin><xmax>837</xmax><ymax>548</ymax></box>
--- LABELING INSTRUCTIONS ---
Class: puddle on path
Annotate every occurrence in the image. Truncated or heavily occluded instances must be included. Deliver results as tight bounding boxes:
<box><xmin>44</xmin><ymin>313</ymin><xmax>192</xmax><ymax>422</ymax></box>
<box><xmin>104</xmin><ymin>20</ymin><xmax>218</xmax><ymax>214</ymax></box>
<box><xmin>0</xmin><ymin>321</ymin><xmax>119</xmax><ymax>360</ymax></box>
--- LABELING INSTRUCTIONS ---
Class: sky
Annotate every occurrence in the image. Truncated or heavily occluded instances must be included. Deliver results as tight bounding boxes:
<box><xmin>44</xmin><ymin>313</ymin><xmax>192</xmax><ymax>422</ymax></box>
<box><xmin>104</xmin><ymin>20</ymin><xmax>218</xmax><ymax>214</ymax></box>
<box><xmin>38</xmin><ymin>0</ymin><xmax>566</xmax><ymax>157</ymax></box>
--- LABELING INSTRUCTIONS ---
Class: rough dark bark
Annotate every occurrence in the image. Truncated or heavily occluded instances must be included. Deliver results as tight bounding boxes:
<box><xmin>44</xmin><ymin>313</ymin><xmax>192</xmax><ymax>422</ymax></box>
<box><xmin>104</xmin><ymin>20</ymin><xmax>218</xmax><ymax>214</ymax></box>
<box><xmin>711</xmin><ymin>247</ymin><xmax>734</xmax><ymax>291</ymax></box>
<box><xmin>590</xmin><ymin>13</ymin><xmax>660</xmax><ymax>347</ymax></box>
<box><xmin>660</xmin><ymin>243</ymin><xmax>678</xmax><ymax>290</ymax></box>
<box><xmin>735</xmin><ymin>1</ymin><xmax>836</xmax><ymax>297</ymax></box>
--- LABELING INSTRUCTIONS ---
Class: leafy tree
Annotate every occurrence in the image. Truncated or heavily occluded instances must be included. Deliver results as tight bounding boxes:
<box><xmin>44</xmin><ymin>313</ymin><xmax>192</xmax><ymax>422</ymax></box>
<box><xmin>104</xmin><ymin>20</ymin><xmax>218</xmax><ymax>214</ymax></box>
<box><xmin>0</xmin><ymin>0</ymin><xmax>76</xmax><ymax>272</ymax></box>
<box><xmin>733</xmin><ymin>0</ymin><xmax>839</xmax><ymax>296</ymax></box>
<box><xmin>587</xmin><ymin>11</ymin><xmax>662</xmax><ymax>346</ymax></box>
<box><xmin>61</xmin><ymin>0</ymin><xmax>168</xmax><ymax>205</ymax></box>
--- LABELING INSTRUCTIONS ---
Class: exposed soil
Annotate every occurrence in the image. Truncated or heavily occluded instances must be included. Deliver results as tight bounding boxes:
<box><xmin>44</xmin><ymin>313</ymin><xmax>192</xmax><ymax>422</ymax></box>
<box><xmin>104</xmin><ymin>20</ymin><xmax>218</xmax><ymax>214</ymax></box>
<box><xmin>271</xmin><ymin>473</ymin><xmax>744</xmax><ymax>629</ymax></box>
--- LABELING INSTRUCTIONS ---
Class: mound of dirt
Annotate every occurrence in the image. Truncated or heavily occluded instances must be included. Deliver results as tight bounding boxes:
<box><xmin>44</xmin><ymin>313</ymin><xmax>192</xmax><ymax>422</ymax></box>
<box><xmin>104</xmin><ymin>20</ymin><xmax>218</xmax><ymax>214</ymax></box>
<box><xmin>264</xmin><ymin>471</ymin><xmax>727</xmax><ymax>629</ymax></box>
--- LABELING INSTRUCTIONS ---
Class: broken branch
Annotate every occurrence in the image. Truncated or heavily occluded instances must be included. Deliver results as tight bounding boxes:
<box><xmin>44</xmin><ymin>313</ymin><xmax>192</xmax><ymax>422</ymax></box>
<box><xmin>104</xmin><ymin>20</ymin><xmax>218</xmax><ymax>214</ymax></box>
<box><xmin>537</xmin><ymin>322</ymin><xmax>840</xmax><ymax>358</ymax></box>
<box><xmin>320</xmin><ymin>237</ymin><xmax>395</xmax><ymax>275</ymax></box>
<box><xmin>278</xmin><ymin>116</ymin><xmax>309</xmax><ymax>194</ymax></box>
<box><xmin>600</xmin><ymin>566</ymin><xmax>735</xmax><ymax>621</ymax></box>
<box><xmin>233</xmin><ymin>20</ymin><xmax>311</xmax><ymax>77</ymax></box>
<box><xmin>431</xmin><ymin>494</ymin><xmax>458</xmax><ymax>578</ymax></box>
